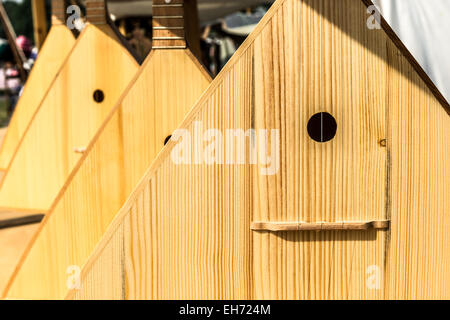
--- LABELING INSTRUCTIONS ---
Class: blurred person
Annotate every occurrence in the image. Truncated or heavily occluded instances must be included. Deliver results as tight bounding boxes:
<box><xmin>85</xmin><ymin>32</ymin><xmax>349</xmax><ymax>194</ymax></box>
<box><xmin>4</xmin><ymin>61</ymin><xmax>21</xmax><ymax>115</ymax></box>
<box><xmin>129</xmin><ymin>25</ymin><xmax>152</xmax><ymax>61</ymax></box>
<box><xmin>6</xmin><ymin>36</ymin><xmax>38</xmax><ymax>115</ymax></box>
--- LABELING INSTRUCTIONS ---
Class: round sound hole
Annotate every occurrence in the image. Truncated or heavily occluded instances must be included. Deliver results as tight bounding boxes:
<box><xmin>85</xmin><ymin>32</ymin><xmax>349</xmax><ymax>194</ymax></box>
<box><xmin>93</xmin><ymin>90</ymin><xmax>105</xmax><ymax>103</ymax></box>
<box><xmin>307</xmin><ymin>112</ymin><xmax>337</xmax><ymax>143</ymax></box>
<box><xmin>164</xmin><ymin>135</ymin><xmax>172</xmax><ymax>145</ymax></box>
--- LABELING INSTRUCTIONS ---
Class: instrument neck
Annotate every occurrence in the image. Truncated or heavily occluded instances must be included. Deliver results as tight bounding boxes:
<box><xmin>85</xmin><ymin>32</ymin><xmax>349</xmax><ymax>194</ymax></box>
<box><xmin>152</xmin><ymin>0</ymin><xmax>186</xmax><ymax>49</ymax></box>
<box><xmin>86</xmin><ymin>0</ymin><xmax>108</xmax><ymax>26</ymax></box>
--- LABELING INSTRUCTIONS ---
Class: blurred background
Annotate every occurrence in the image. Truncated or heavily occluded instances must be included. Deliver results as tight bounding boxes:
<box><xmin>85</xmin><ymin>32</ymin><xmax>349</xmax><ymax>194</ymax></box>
<box><xmin>0</xmin><ymin>0</ymin><xmax>274</xmax><ymax>129</ymax></box>
<box><xmin>0</xmin><ymin>0</ymin><xmax>449</xmax><ymax>134</ymax></box>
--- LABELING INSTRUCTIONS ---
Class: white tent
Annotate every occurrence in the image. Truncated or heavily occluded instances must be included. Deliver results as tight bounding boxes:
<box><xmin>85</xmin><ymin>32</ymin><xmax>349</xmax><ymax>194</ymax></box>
<box><xmin>374</xmin><ymin>0</ymin><xmax>450</xmax><ymax>104</ymax></box>
<box><xmin>106</xmin><ymin>0</ymin><xmax>450</xmax><ymax>103</ymax></box>
<box><xmin>107</xmin><ymin>0</ymin><xmax>274</xmax><ymax>24</ymax></box>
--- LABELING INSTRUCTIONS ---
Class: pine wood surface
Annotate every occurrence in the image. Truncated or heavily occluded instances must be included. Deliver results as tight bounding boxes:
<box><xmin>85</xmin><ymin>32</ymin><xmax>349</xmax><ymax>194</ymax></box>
<box><xmin>0</xmin><ymin>23</ymin><xmax>139</xmax><ymax>212</ymax></box>
<box><xmin>3</xmin><ymin>48</ymin><xmax>211</xmax><ymax>299</ymax></box>
<box><xmin>60</xmin><ymin>0</ymin><xmax>450</xmax><ymax>300</ymax></box>
<box><xmin>385</xmin><ymin>42</ymin><xmax>450</xmax><ymax>299</ymax></box>
<box><xmin>0</xmin><ymin>25</ymin><xmax>75</xmax><ymax>172</ymax></box>
<box><xmin>0</xmin><ymin>0</ymin><xmax>74</xmax><ymax>293</ymax></box>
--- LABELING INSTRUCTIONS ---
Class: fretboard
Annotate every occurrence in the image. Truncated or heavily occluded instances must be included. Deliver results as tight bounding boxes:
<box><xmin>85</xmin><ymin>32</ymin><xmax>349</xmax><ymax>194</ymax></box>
<box><xmin>51</xmin><ymin>0</ymin><xmax>66</xmax><ymax>26</ymax></box>
<box><xmin>152</xmin><ymin>0</ymin><xmax>186</xmax><ymax>49</ymax></box>
<box><xmin>86</xmin><ymin>0</ymin><xmax>107</xmax><ymax>25</ymax></box>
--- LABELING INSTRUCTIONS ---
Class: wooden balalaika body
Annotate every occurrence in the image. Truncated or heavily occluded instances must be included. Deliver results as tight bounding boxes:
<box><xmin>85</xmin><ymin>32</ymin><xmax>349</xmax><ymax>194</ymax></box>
<box><xmin>4</xmin><ymin>0</ymin><xmax>211</xmax><ymax>299</ymax></box>
<box><xmin>0</xmin><ymin>0</ymin><xmax>76</xmax><ymax>294</ymax></box>
<box><xmin>64</xmin><ymin>0</ymin><xmax>448</xmax><ymax>300</ymax></box>
<box><xmin>5</xmin><ymin>0</ymin><xmax>450</xmax><ymax>300</ymax></box>
<box><xmin>0</xmin><ymin>0</ymin><xmax>138</xmax><ymax>213</ymax></box>
<box><xmin>0</xmin><ymin>0</ymin><xmax>75</xmax><ymax>174</ymax></box>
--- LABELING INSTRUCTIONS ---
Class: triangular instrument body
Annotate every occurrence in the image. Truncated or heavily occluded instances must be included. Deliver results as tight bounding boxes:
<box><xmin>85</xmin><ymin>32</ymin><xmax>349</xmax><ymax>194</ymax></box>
<box><xmin>0</xmin><ymin>23</ymin><xmax>139</xmax><ymax>212</ymax></box>
<box><xmin>4</xmin><ymin>48</ymin><xmax>211</xmax><ymax>299</ymax></box>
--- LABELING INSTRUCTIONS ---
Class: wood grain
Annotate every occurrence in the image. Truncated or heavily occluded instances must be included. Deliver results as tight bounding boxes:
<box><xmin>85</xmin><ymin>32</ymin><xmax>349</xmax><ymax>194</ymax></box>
<box><xmin>152</xmin><ymin>0</ymin><xmax>187</xmax><ymax>49</ymax></box>
<box><xmin>0</xmin><ymin>211</ymin><xmax>40</xmax><ymax>292</ymax></box>
<box><xmin>0</xmin><ymin>1</ymin><xmax>75</xmax><ymax>171</ymax></box>
<box><xmin>62</xmin><ymin>0</ymin><xmax>450</xmax><ymax>300</ymax></box>
<box><xmin>385</xmin><ymin>39</ymin><xmax>450</xmax><ymax>299</ymax></box>
<box><xmin>0</xmin><ymin>214</ymin><xmax>44</xmax><ymax>229</ymax></box>
<box><xmin>86</xmin><ymin>0</ymin><xmax>107</xmax><ymax>26</ymax></box>
<box><xmin>0</xmin><ymin>24</ymin><xmax>139</xmax><ymax>212</ymax></box>
<box><xmin>4</xmin><ymin>48</ymin><xmax>211</xmax><ymax>299</ymax></box>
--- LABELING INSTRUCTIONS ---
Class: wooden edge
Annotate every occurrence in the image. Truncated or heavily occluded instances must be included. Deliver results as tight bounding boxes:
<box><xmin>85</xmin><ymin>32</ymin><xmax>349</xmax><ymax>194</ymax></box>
<box><xmin>3</xmin><ymin>0</ymin><xmax>273</xmax><ymax>192</ymax></box>
<box><xmin>0</xmin><ymin>25</ymin><xmax>75</xmax><ymax>175</ymax></box>
<box><xmin>0</xmin><ymin>23</ymin><xmax>139</xmax><ymax>194</ymax></box>
<box><xmin>5</xmin><ymin>44</ymin><xmax>208</xmax><ymax>298</ymax></box>
<box><xmin>38</xmin><ymin>48</ymin><xmax>207</xmax><ymax>241</ymax></box>
<box><xmin>250</xmin><ymin>221</ymin><xmax>390</xmax><ymax>232</ymax></box>
<box><xmin>65</xmin><ymin>0</ymin><xmax>444</xmax><ymax>298</ymax></box>
<box><xmin>0</xmin><ymin>26</ymin><xmax>87</xmax><ymax>191</ymax></box>
<box><xmin>0</xmin><ymin>214</ymin><xmax>45</xmax><ymax>230</ymax></box>
<box><xmin>184</xmin><ymin>48</ymin><xmax>213</xmax><ymax>81</ymax></box>
<box><xmin>64</xmin><ymin>0</ymin><xmax>289</xmax><ymax>300</ymax></box>
<box><xmin>65</xmin><ymin>52</ymin><xmax>209</xmax><ymax>300</ymax></box>
<box><xmin>361</xmin><ymin>0</ymin><xmax>450</xmax><ymax>116</ymax></box>
<box><xmin>87</xmin><ymin>22</ymin><xmax>141</xmax><ymax>66</ymax></box>
<box><xmin>0</xmin><ymin>24</ymin><xmax>142</xmax><ymax>299</ymax></box>
<box><xmin>0</xmin><ymin>207</ymin><xmax>47</xmax><ymax>215</ymax></box>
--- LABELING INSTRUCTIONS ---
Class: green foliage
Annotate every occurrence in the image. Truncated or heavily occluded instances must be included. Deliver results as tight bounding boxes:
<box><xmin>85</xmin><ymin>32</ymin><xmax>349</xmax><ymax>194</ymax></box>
<box><xmin>0</xmin><ymin>0</ymin><xmax>52</xmax><ymax>44</ymax></box>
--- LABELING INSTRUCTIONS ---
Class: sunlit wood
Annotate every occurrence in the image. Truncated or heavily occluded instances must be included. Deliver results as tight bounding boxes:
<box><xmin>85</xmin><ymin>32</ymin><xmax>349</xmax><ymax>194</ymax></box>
<box><xmin>0</xmin><ymin>0</ymin><xmax>139</xmax><ymax>212</ymax></box>
<box><xmin>0</xmin><ymin>0</ymin><xmax>75</xmax><ymax>173</ymax></box>
<box><xmin>3</xmin><ymin>0</ymin><xmax>211</xmax><ymax>300</ymax></box>
<box><xmin>59</xmin><ymin>0</ymin><xmax>449</xmax><ymax>300</ymax></box>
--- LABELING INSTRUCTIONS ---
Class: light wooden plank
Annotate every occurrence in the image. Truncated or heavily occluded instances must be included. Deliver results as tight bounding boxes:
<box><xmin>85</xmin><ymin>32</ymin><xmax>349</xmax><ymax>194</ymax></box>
<box><xmin>251</xmin><ymin>221</ymin><xmax>390</xmax><ymax>231</ymax></box>
<box><xmin>385</xmin><ymin>33</ymin><xmax>450</xmax><ymax>299</ymax></box>
<box><xmin>32</xmin><ymin>0</ymin><xmax>48</xmax><ymax>49</ymax></box>
<box><xmin>0</xmin><ymin>1</ymin><xmax>76</xmax><ymax>172</ymax></box>
<box><xmin>4</xmin><ymin>48</ymin><xmax>211</xmax><ymax>299</ymax></box>
<box><xmin>0</xmin><ymin>214</ymin><xmax>40</xmax><ymax>292</ymax></box>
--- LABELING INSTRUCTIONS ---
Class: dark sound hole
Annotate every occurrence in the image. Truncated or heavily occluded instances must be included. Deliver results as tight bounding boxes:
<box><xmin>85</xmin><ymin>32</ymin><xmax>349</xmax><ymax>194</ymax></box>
<box><xmin>164</xmin><ymin>135</ymin><xmax>172</xmax><ymax>145</ymax></box>
<box><xmin>93</xmin><ymin>90</ymin><xmax>105</xmax><ymax>103</ymax></box>
<box><xmin>307</xmin><ymin>112</ymin><xmax>337</xmax><ymax>143</ymax></box>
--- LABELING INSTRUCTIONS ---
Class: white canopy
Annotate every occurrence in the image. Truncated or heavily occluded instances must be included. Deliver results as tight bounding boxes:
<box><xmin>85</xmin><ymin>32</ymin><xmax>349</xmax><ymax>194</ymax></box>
<box><xmin>107</xmin><ymin>0</ymin><xmax>274</xmax><ymax>24</ymax></box>
<box><xmin>106</xmin><ymin>0</ymin><xmax>450</xmax><ymax>103</ymax></box>
<box><xmin>373</xmin><ymin>0</ymin><xmax>450</xmax><ymax>104</ymax></box>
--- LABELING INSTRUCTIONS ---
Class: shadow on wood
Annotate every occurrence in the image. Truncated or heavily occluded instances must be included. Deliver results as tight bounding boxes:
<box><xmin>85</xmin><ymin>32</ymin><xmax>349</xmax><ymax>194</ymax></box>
<box><xmin>0</xmin><ymin>0</ymin><xmax>76</xmax><ymax>172</ymax></box>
